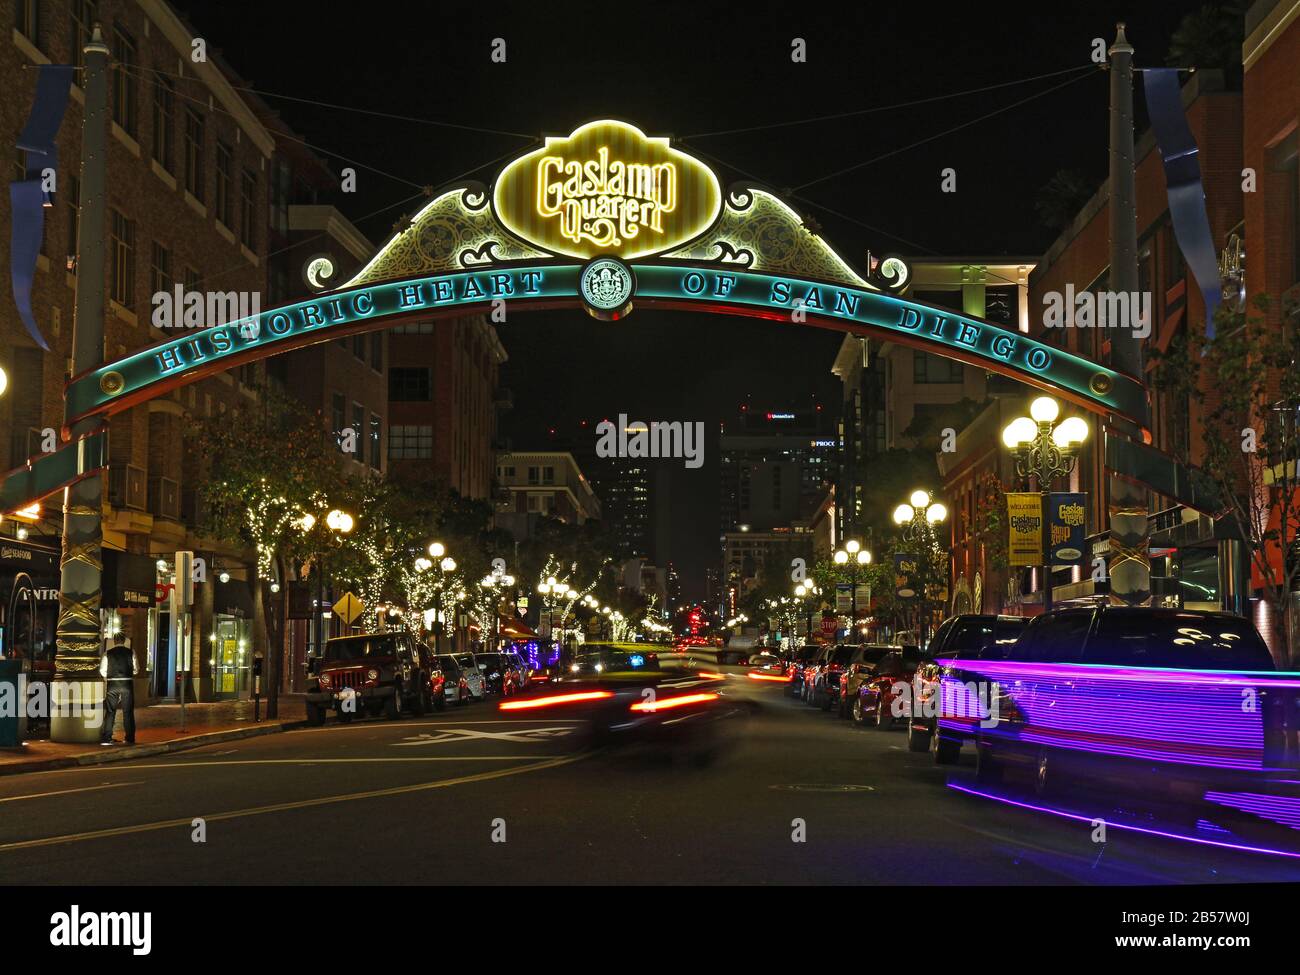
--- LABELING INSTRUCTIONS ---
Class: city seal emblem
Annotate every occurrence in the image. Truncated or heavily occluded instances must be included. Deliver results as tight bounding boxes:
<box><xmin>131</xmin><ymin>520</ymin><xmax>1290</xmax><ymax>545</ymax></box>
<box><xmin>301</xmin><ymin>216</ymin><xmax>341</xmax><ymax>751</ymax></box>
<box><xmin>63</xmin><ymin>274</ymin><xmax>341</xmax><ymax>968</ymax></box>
<box><xmin>579</xmin><ymin>256</ymin><xmax>635</xmax><ymax>321</ymax></box>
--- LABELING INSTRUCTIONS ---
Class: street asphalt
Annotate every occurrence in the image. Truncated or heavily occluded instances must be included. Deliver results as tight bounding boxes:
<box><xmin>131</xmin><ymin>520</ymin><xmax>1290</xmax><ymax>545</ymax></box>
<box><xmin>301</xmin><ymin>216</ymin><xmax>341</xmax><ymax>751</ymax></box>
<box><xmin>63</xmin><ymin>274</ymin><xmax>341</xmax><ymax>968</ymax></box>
<box><xmin>2</xmin><ymin>674</ymin><xmax>1299</xmax><ymax>885</ymax></box>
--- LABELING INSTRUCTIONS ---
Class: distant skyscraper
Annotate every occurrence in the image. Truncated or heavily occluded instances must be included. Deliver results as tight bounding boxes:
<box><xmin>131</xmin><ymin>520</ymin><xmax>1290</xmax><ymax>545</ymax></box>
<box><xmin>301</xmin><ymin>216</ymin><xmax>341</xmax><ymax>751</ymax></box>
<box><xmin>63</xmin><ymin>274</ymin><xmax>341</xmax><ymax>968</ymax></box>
<box><xmin>546</xmin><ymin>420</ymin><xmax>652</xmax><ymax>559</ymax></box>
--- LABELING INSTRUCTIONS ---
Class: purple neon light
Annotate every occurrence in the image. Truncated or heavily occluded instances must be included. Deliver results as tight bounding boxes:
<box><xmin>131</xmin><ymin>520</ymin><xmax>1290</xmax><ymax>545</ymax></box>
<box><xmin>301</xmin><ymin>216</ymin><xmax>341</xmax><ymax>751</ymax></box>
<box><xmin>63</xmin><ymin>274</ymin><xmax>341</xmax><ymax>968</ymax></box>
<box><xmin>933</xmin><ymin>659</ymin><xmax>1275</xmax><ymax>770</ymax></box>
<box><xmin>1204</xmin><ymin>791</ymin><xmax>1300</xmax><ymax>830</ymax></box>
<box><xmin>947</xmin><ymin>782</ymin><xmax>1300</xmax><ymax>860</ymax></box>
<box><xmin>1196</xmin><ymin>819</ymin><xmax>1231</xmax><ymax>835</ymax></box>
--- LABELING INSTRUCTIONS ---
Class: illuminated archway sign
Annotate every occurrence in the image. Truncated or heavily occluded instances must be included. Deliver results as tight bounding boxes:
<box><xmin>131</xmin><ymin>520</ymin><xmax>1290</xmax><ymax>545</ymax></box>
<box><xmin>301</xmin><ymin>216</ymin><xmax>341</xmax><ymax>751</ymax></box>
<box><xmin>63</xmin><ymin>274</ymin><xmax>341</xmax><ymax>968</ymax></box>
<box><xmin>61</xmin><ymin>119</ymin><xmax>1146</xmax><ymax>441</ymax></box>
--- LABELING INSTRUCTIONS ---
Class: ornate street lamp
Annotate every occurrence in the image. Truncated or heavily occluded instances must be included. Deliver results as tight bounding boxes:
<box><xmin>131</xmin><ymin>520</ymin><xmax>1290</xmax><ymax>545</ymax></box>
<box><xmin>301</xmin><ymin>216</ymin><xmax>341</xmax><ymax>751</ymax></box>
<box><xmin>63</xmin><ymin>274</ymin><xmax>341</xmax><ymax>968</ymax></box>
<box><xmin>892</xmin><ymin>490</ymin><xmax>947</xmax><ymax>647</ymax></box>
<box><xmin>1001</xmin><ymin>395</ymin><xmax>1089</xmax><ymax>612</ymax></box>
<box><xmin>833</xmin><ymin>539</ymin><xmax>871</xmax><ymax>641</ymax></box>
<box><xmin>794</xmin><ymin>581</ymin><xmax>821</xmax><ymax>643</ymax></box>
<box><xmin>304</xmin><ymin>507</ymin><xmax>353</xmax><ymax>657</ymax></box>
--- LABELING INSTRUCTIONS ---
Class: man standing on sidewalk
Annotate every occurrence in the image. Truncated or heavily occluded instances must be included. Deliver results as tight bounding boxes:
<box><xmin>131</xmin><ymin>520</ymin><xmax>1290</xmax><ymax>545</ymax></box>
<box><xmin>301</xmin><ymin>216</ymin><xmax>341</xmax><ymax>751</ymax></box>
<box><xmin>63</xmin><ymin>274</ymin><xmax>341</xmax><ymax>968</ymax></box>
<box><xmin>99</xmin><ymin>633</ymin><xmax>137</xmax><ymax>746</ymax></box>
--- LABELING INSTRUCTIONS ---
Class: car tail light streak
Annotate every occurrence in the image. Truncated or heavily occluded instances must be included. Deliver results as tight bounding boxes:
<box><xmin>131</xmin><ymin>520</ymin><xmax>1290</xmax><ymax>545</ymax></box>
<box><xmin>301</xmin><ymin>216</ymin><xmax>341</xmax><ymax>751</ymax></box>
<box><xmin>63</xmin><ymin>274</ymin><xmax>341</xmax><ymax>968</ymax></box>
<box><xmin>940</xmin><ymin>659</ymin><xmax>1286</xmax><ymax>771</ymax></box>
<box><xmin>697</xmin><ymin>671</ymin><xmax>727</xmax><ymax>680</ymax></box>
<box><xmin>499</xmin><ymin>691</ymin><xmax>615</xmax><ymax>711</ymax></box>
<box><xmin>748</xmin><ymin>672</ymin><xmax>791</xmax><ymax>682</ymax></box>
<box><xmin>630</xmin><ymin>692</ymin><xmax>719</xmax><ymax>712</ymax></box>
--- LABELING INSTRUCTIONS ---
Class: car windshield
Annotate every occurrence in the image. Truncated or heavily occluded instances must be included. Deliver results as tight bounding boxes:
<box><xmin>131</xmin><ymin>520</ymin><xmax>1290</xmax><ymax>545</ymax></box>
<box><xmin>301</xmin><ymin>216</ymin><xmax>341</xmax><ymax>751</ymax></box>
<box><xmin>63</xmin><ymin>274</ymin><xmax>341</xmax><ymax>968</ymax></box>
<box><xmin>1090</xmin><ymin>612</ymin><xmax>1274</xmax><ymax>670</ymax></box>
<box><xmin>323</xmin><ymin>635</ymin><xmax>399</xmax><ymax>662</ymax></box>
<box><xmin>477</xmin><ymin>654</ymin><xmax>504</xmax><ymax>667</ymax></box>
<box><xmin>830</xmin><ymin>646</ymin><xmax>855</xmax><ymax>665</ymax></box>
<box><xmin>436</xmin><ymin>656</ymin><xmax>460</xmax><ymax>675</ymax></box>
<box><xmin>576</xmin><ymin>651</ymin><xmax>659</xmax><ymax>672</ymax></box>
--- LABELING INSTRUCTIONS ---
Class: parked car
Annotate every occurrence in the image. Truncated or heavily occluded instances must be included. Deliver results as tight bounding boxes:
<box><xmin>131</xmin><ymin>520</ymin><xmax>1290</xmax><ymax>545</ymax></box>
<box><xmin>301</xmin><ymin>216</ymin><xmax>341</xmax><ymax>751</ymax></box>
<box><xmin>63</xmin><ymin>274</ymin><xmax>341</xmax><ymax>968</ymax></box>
<box><xmin>437</xmin><ymin>654</ymin><xmax>472</xmax><ymax>706</ymax></box>
<box><xmin>456</xmin><ymin>652</ymin><xmax>488</xmax><ymax>699</ymax></box>
<box><xmin>836</xmin><ymin>645</ymin><xmax>908</xmax><ymax>718</ymax></box>
<box><xmin>747</xmin><ymin>652</ymin><xmax>786</xmax><ymax>676</ymax></box>
<box><xmin>800</xmin><ymin>645</ymin><xmax>835</xmax><ymax>703</ymax></box>
<box><xmin>786</xmin><ymin>644</ymin><xmax>821</xmax><ymax>697</ymax></box>
<box><xmin>907</xmin><ymin>614</ymin><xmax>1028</xmax><ymax>762</ymax></box>
<box><xmin>973</xmin><ymin>607</ymin><xmax>1282</xmax><ymax>800</ymax></box>
<box><xmin>305</xmin><ymin>631</ymin><xmax>434</xmax><ymax>726</ymax></box>
<box><xmin>851</xmin><ymin>647</ymin><xmax>925</xmax><ymax>727</ymax></box>
<box><xmin>474</xmin><ymin>651</ymin><xmax>525</xmax><ymax>696</ymax></box>
<box><xmin>504</xmin><ymin>649</ymin><xmax>531</xmax><ymax>685</ymax></box>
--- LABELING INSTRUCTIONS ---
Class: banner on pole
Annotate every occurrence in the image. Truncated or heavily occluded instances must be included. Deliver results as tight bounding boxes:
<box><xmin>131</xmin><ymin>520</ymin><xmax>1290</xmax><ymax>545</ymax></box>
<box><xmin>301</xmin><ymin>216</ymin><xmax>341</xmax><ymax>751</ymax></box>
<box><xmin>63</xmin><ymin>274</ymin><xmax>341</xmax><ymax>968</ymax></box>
<box><xmin>1047</xmin><ymin>492</ymin><xmax>1088</xmax><ymax>566</ymax></box>
<box><xmin>1007</xmin><ymin>492</ymin><xmax>1044</xmax><ymax>568</ymax></box>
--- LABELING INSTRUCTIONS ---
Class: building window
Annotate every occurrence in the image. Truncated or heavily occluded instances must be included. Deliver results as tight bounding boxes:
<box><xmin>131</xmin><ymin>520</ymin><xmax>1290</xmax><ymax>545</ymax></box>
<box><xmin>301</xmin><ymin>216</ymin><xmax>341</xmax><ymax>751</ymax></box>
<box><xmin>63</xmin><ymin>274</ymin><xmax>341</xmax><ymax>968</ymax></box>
<box><xmin>240</xmin><ymin>169</ymin><xmax>257</xmax><ymax>249</ymax></box>
<box><xmin>542</xmin><ymin>466</ymin><xmax>555</xmax><ymax>484</ymax></box>
<box><xmin>351</xmin><ymin>404</ymin><xmax>365</xmax><ymax>460</ymax></box>
<box><xmin>369</xmin><ymin>412</ymin><xmax>382</xmax><ymax>469</ymax></box>
<box><xmin>184</xmin><ymin>109</ymin><xmax>205</xmax><ymax>201</ymax></box>
<box><xmin>111</xmin><ymin>27</ymin><xmax>137</xmax><ymax>137</ymax></box>
<box><xmin>370</xmin><ymin>332</ymin><xmax>383</xmax><ymax>372</ymax></box>
<box><xmin>149</xmin><ymin>242</ymin><xmax>172</xmax><ymax>300</ymax></box>
<box><xmin>215</xmin><ymin>142</ymin><xmax>233</xmax><ymax>228</ymax></box>
<box><xmin>352</xmin><ymin>334</ymin><xmax>365</xmax><ymax>360</ymax></box>
<box><xmin>65</xmin><ymin>175</ymin><xmax>80</xmax><ymax>267</ymax></box>
<box><xmin>528</xmin><ymin>466</ymin><xmax>540</xmax><ymax>485</ymax></box>
<box><xmin>912</xmin><ymin>351</ymin><xmax>963</xmax><ymax>384</ymax></box>
<box><xmin>16</xmin><ymin>0</ymin><xmax>39</xmax><ymax>44</ymax></box>
<box><xmin>331</xmin><ymin>393</ymin><xmax>346</xmax><ymax>451</ymax></box>
<box><xmin>183</xmin><ymin>266</ymin><xmax>201</xmax><ymax>295</ymax></box>
<box><xmin>388</xmin><ymin>425</ymin><xmax>432</xmax><ymax>459</ymax></box>
<box><xmin>389</xmin><ymin>367</ymin><xmax>431</xmax><ymax>402</ymax></box>
<box><xmin>151</xmin><ymin>71</ymin><xmax>174</xmax><ymax>170</ymax></box>
<box><xmin>270</xmin><ymin>158</ymin><xmax>289</xmax><ymax>235</ymax></box>
<box><xmin>69</xmin><ymin>1</ymin><xmax>96</xmax><ymax>68</ymax></box>
<box><xmin>110</xmin><ymin>209</ymin><xmax>135</xmax><ymax>306</ymax></box>
<box><xmin>390</xmin><ymin>321</ymin><xmax>434</xmax><ymax>335</ymax></box>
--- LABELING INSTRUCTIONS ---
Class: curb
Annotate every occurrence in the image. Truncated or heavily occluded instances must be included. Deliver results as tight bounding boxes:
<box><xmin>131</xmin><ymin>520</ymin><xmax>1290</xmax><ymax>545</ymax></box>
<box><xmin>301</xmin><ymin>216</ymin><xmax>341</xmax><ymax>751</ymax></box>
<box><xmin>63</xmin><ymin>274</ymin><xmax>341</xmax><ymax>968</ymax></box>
<box><xmin>0</xmin><ymin>719</ymin><xmax>308</xmax><ymax>776</ymax></box>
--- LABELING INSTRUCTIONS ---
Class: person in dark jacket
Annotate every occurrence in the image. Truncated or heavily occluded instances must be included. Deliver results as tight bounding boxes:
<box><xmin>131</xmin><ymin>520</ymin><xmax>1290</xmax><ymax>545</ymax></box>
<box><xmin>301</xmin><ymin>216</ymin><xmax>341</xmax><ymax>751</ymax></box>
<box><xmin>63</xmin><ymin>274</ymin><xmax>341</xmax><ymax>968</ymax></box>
<box><xmin>99</xmin><ymin>634</ymin><xmax>138</xmax><ymax>745</ymax></box>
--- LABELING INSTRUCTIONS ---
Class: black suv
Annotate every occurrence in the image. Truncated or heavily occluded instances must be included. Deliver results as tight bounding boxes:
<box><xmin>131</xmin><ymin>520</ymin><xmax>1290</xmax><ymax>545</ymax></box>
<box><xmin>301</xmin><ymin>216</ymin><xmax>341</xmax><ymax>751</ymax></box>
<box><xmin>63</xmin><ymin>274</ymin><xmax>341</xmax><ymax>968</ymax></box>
<box><xmin>306</xmin><ymin>631</ymin><xmax>434</xmax><ymax>726</ymax></box>
<box><xmin>907</xmin><ymin>614</ymin><xmax>1028</xmax><ymax>761</ymax></box>
<box><xmin>973</xmin><ymin>607</ymin><xmax>1282</xmax><ymax>795</ymax></box>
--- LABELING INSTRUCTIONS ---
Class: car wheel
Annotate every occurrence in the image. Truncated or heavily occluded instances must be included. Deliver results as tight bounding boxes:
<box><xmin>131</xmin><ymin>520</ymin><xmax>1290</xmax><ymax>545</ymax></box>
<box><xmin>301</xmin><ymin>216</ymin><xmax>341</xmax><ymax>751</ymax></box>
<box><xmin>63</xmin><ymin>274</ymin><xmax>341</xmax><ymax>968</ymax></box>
<box><xmin>820</xmin><ymin>689</ymin><xmax>833</xmax><ymax>712</ymax></box>
<box><xmin>975</xmin><ymin>736</ymin><xmax>1004</xmax><ymax>785</ymax></box>
<box><xmin>875</xmin><ymin>698</ymin><xmax>892</xmax><ymax>729</ymax></box>
<box><xmin>305</xmin><ymin>702</ymin><xmax>325</xmax><ymax>727</ymax></box>
<box><xmin>851</xmin><ymin>696</ymin><xmax>865</xmax><ymax>726</ymax></box>
<box><xmin>1034</xmin><ymin>748</ymin><xmax>1055</xmax><ymax>797</ymax></box>
<box><xmin>932</xmin><ymin>724</ymin><xmax>961</xmax><ymax>764</ymax></box>
<box><xmin>432</xmin><ymin>690</ymin><xmax>447</xmax><ymax>711</ymax></box>
<box><xmin>413</xmin><ymin>687</ymin><xmax>428</xmax><ymax>716</ymax></box>
<box><xmin>337</xmin><ymin>708</ymin><xmax>353</xmax><ymax>724</ymax></box>
<box><xmin>385</xmin><ymin>689</ymin><xmax>401</xmax><ymax>720</ymax></box>
<box><xmin>907</xmin><ymin>718</ymin><xmax>931</xmax><ymax>752</ymax></box>
<box><xmin>457</xmin><ymin>688</ymin><xmax>469</xmax><ymax>706</ymax></box>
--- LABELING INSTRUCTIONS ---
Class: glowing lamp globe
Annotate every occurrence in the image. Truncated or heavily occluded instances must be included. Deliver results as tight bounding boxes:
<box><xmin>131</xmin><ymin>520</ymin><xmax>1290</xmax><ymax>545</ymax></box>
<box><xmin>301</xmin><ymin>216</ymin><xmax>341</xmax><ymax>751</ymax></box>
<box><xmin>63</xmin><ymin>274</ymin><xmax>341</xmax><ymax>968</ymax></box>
<box><xmin>909</xmin><ymin>490</ymin><xmax>930</xmax><ymax>508</ymax></box>
<box><xmin>926</xmin><ymin>502</ymin><xmax>948</xmax><ymax>524</ymax></box>
<box><xmin>1002</xmin><ymin>416</ymin><xmax>1037</xmax><ymax>449</ymax></box>
<box><xmin>1052</xmin><ymin>415</ymin><xmax>1089</xmax><ymax>447</ymax></box>
<box><xmin>893</xmin><ymin>503</ymin><xmax>914</xmax><ymax>525</ymax></box>
<box><xmin>1030</xmin><ymin>396</ymin><xmax>1060</xmax><ymax>424</ymax></box>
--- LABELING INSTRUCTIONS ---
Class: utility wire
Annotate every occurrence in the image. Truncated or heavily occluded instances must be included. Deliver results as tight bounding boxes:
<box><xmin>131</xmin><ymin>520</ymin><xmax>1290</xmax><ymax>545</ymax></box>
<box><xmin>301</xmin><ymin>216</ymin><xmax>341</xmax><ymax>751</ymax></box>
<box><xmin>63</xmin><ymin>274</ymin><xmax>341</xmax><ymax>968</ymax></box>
<box><xmin>683</xmin><ymin>63</ymin><xmax>1098</xmax><ymax>139</ymax></box>
<box><xmin>791</xmin><ymin>67</ymin><xmax>1101</xmax><ymax>192</ymax></box>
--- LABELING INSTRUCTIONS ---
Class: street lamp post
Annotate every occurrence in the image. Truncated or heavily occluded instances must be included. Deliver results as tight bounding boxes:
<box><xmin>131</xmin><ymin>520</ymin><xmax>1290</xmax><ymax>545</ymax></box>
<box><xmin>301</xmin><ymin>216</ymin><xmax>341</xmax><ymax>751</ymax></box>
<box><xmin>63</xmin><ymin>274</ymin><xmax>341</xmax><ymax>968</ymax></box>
<box><xmin>892</xmin><ymin>490</ymin><xmax>947</xmax><ymax>648</ymax></box>
<box><xmin>794</xmin><ymin>583</ymin><xmax>820</xmax><ymax>642</ymax></box>
<box><xmin>481</xmin><ymin>570</ymin><xmax>515</xmax><ymax>651</ymax></box>
<box><xmin>1001</xmin><ymin>396</ymin><xmax>1089</xmax><ymax>614</ymax></box>
<box><xmin>536</xmin><ymin>576</ymin><xmax>570</xmax><ymax>664</ymax></box>
<box><xmin>427</xmin><ymin>543</ymin><xmax>456</xmax><ymax>653</ymax></box>
<box><xmin>833</xmin><ymin>539</ymin><xmax>872</xmax><ymax>642</ymax></box>
<box><xmin>304</xmin><ymin>509</ymin><xmax>353</xmax><ymax>661</ymax></box>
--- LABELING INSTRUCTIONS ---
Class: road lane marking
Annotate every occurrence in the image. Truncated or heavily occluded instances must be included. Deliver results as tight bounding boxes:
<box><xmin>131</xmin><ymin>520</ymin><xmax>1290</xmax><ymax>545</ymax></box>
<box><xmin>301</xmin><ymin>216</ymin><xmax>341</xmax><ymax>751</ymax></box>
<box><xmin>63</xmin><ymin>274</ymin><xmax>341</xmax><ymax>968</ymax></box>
<box><xmin>0</xmin><ymin>751</ymin><xmax>590</xmax><ymax>853</ymax></box>
<box><xmin>0</xmin><ymin>782</ymin><xmax>139</xmax><ymax>803</ymax></box>
<box><xmin>394</xmin><ymin>727</ymin><xmax>573</xmax><ymax>745</ymax></box>
<box><xmin>116</xmin><ymin>757</ymin><xmax>559</xmax><ymax>768</ymax></box>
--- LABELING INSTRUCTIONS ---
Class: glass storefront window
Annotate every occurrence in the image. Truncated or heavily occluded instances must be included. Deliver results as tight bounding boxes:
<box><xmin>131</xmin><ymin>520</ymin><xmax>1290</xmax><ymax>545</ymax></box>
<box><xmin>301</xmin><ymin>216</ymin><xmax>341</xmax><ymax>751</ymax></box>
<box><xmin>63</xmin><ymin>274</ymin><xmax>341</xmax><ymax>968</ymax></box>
<box><xmin>211</xmin><ymin>615</ymin><xmax>252</xmax><ymax>699</ymax></box>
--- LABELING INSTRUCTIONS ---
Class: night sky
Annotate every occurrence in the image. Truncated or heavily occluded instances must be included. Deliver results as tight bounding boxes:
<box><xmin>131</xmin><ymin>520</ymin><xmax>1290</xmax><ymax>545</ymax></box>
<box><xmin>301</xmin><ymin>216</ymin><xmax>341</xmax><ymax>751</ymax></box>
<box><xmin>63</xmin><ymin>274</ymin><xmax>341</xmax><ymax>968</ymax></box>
<box><xmin>178</xmin><ymin>0</ymin><xmax>1204</xmax><ymax>598</ymax></box>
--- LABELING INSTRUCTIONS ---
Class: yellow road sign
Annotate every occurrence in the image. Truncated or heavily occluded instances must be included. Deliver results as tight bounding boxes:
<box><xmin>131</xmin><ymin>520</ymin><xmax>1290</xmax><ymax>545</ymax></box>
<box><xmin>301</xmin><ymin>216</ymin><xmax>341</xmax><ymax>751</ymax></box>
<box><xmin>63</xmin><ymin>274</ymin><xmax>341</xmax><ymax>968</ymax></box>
<box><xmin>332</xmin><ymin>591</ymin><xmax>364</xmax><ymax>626</ymax></box>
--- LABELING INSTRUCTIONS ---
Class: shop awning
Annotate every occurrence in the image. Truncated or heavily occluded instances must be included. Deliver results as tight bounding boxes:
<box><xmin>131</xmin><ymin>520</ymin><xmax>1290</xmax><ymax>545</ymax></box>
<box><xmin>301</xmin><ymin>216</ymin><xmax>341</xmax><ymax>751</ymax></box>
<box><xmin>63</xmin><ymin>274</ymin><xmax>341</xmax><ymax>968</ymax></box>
<box><xmin>499</xmin><ymin>616</ymin><xmax>537</xmax><ymax>639</ymax></box>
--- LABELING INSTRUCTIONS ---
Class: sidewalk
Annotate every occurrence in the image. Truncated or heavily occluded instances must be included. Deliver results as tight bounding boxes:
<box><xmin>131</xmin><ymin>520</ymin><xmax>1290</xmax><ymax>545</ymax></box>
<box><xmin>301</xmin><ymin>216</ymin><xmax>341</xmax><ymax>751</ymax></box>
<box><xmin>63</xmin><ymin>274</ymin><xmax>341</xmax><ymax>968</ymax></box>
<box><xmin>0</xmin><ymin>695</ymin><xmax>307</xmax><ymax>776</ymax></box>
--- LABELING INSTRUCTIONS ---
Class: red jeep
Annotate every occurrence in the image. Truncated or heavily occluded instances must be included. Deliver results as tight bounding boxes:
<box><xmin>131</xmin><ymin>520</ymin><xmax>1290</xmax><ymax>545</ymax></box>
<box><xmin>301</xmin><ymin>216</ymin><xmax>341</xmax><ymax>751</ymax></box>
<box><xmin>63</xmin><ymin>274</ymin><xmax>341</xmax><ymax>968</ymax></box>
<box><xmin>306</xmin><ymin>631</ymin><xmax>438</xmax><ymax>726</ymax></box>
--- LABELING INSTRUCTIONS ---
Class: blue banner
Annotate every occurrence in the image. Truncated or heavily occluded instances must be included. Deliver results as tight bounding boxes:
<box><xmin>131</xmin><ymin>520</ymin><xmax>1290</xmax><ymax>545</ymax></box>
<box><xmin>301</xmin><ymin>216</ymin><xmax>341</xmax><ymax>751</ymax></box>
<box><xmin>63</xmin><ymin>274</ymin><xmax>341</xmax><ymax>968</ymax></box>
<box><xmin>1142</xmin><ymin>68</ymin><xmax>1222</xmax><ymax>339</ymax></box>
<box><xmin>1047</xmin><ymin>492</ymin><xmax>1088</xmax><ymax>566</ymax></box>
<box><xmin>9</xmin><ymin>64</ymin><xmax>73</xmax><ymax>351</ymax></box>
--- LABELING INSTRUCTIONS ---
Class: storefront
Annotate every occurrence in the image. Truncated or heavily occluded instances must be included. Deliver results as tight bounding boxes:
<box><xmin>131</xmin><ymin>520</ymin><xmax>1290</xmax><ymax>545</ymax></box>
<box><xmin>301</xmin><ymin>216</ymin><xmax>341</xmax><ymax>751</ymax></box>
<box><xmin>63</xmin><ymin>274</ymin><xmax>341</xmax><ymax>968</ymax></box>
<box><xmin>101</xmin><ymin>549</ymin><xmax>162</xmax><ymax>699</ymax></box>
<box><xmin>0</xmin><ymin>536</ymin><xmax>60</xmax><ymax>670</ymax></box>
<box><xmin>211</xmin><ymin>576</ymin><xmax>255</xmax><ymax>700</ymax></box>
